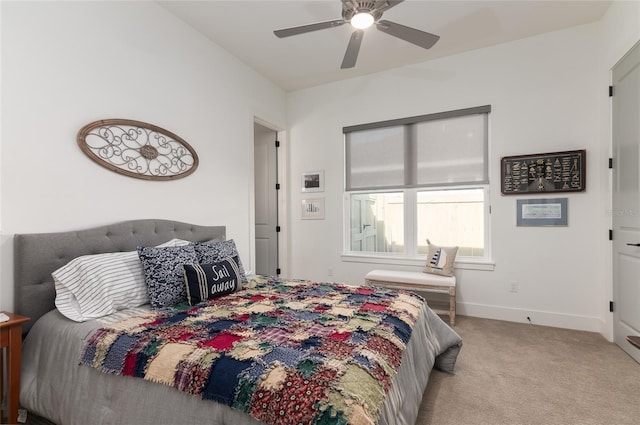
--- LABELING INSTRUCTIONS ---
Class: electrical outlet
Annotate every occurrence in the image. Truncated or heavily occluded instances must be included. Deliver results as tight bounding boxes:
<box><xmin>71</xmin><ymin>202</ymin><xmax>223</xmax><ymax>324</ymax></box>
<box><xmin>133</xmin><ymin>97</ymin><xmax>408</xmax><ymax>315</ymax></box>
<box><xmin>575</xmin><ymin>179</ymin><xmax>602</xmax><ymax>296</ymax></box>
<box><xmin>328</xmin><ymin>268</ymin><xmax>333</xmax><ymax>277</ymax></box>
<box><xmin>509</xmin><ymin>281</ymin><xmax>518</xmax><ymax>293</ymax></box>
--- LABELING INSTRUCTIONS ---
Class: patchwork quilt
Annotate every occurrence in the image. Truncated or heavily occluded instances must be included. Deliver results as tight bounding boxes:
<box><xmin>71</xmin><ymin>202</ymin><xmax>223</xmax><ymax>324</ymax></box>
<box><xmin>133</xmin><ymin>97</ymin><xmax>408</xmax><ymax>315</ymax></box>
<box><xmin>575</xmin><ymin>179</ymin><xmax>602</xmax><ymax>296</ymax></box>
<box><xmin>80</xmin><ymin>276</ymin><xmax>426</xmax><ymax>425</ymax></box>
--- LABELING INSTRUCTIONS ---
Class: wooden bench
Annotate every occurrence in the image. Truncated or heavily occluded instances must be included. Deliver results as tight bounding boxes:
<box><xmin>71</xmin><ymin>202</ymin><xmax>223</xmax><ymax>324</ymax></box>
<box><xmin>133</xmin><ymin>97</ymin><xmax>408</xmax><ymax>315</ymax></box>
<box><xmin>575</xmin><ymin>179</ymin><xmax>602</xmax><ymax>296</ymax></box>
<box><xmin>364</xmin><ymin>269</ymin><xmax>456</xmax><ymax>325</ymax></box>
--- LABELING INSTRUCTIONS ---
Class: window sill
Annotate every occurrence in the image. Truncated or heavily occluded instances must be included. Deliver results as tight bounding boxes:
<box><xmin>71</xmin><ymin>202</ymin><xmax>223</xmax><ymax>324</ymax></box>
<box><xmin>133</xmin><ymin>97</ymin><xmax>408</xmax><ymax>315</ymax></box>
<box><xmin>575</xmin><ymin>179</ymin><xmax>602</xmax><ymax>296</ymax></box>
<box><xmin>341</xmin><ymin>253</ymin><xmax>495</xmax><ymax>271</ymax></box>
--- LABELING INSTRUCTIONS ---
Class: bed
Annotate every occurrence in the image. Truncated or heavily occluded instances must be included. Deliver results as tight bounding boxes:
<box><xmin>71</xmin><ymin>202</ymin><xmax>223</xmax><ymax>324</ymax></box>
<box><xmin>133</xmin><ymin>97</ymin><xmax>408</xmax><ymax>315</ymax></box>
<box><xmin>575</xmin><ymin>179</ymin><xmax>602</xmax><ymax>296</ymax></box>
<box><xmin>15</xmin><ymin>219</ymin><xmax>462</xmax><ymax>425</ymax></box>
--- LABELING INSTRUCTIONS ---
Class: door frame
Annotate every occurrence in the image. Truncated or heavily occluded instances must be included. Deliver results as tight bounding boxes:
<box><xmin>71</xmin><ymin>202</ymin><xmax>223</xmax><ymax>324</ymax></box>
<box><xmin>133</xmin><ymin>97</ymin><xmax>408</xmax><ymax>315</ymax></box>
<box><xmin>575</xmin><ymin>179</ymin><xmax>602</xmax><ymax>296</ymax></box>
<box><xmin>611</xmin><ymin>39</ymin><xmax>640</xmax><ymax>362</ymax></box>
<box><xmin>250</xmin><ymin>116</ymin><xmax>288</xmax><ymax>277</ymax></box>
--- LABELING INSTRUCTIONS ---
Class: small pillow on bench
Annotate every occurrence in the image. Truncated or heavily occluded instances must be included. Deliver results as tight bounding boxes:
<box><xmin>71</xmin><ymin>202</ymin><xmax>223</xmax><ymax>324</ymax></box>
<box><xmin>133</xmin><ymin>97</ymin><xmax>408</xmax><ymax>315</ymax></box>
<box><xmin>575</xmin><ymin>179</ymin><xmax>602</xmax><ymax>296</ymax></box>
<box><xmin>424</xmin><ymin>239</ymin><xmax>458</xmax><ymax>277</ymax></box>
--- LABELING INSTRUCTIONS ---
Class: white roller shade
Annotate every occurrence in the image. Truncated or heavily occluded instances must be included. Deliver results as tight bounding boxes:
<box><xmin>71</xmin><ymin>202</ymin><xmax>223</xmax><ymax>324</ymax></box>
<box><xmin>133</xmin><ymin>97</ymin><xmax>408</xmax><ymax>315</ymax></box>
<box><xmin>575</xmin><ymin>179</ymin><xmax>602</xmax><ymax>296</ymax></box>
<box><xmin>345</xmin><ymin>106</ymin><xmax>489</xmax><ymax>191</ymax></box>
<box><xmin>414</xmin><ymin>113</ymin><xmax>488</xmax><ymax>186</ymax></box>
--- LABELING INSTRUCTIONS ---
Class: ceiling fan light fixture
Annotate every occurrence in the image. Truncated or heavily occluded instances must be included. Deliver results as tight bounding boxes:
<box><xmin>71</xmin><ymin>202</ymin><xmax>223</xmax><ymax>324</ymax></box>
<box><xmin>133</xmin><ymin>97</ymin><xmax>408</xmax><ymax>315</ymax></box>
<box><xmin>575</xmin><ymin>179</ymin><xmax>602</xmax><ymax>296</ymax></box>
<box><xmin>274</xmin><ymin>0</ymin><xmax>441</xmax><ymax>69</ymax></box>
<box><xmin>350</xmin><ymin>12</ymin><xmax>374</xmax><ymax>29</ymax></box>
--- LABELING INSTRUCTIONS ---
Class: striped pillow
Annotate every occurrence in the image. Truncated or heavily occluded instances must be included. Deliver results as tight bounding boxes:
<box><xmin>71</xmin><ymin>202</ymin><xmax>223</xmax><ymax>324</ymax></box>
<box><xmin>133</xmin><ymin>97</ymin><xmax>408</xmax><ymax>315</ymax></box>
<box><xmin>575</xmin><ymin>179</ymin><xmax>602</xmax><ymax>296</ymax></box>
<box><xmin>183</xmin><ymin>256</ymin><xmax>241</xmax><ymax>305</ymax></box>
<box><xmin>53</xmin><ymin>250</ymin><xmax>149</xmax><ymax>322</ymax></box>
<box><xmin>53</xmin><ymin>238</ymin><xmax>193</xmax><ymax>322</ymax></box>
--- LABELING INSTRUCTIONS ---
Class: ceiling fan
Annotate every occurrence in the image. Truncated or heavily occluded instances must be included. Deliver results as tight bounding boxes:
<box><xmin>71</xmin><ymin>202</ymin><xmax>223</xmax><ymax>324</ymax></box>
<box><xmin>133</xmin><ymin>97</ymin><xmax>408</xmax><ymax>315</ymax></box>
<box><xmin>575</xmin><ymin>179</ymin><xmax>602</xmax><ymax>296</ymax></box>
<box><xmin>273</xmin><ymin>0</ymin><xmax>440</xmax><ymax>69</ymax></box>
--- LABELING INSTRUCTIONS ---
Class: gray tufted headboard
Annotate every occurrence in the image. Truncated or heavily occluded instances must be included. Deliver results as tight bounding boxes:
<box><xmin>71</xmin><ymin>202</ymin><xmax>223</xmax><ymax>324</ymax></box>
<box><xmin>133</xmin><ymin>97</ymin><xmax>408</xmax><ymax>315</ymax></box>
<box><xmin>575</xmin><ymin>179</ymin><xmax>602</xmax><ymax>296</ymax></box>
<box><xmin>14</xmin><ymin>219</ymin><xmax>226</xmax><ymax>334</ymax></box>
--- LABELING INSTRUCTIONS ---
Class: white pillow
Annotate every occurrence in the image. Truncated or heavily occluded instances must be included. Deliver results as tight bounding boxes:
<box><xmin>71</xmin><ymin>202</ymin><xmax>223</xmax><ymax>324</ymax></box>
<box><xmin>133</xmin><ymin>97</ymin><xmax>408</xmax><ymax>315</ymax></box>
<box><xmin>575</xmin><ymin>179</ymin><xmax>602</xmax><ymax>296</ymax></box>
<box><xmin>53</xmin><ymin>250</ymin><xmax>148</xmax><ymax>322</ymax></box>
<box><xmin>159</xmin><ymin>238</ymin><xmax>192</xmax><ymax>247</ymax></box>
<box><xmin>53</xmin><ymin>238</ymin><xmax>193</xmax><ymax>322</ymax></box>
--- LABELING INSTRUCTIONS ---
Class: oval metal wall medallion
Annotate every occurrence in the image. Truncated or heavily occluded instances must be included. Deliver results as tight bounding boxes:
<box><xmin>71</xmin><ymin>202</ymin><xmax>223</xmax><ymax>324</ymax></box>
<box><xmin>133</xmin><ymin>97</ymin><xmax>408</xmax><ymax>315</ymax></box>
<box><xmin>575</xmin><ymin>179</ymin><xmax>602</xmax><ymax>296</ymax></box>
<box><xmin>77</xmin><ymin>119</ymin><xmax>199</xmax><ymax>180</ymax></box>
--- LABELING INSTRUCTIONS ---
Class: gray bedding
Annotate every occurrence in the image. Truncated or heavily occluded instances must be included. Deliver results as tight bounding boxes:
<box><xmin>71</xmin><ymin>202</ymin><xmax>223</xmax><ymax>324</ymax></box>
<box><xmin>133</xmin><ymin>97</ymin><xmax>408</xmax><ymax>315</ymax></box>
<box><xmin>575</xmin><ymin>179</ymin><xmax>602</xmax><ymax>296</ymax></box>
<box><xmin>20</xmin><ymin>300</ymin><xmax>461</xmax><ymax>425</ymax></box>
<box><xmin>15</xmin><ymin>219</ymin><xmax>462</xmax><ymax>425</ymax></box>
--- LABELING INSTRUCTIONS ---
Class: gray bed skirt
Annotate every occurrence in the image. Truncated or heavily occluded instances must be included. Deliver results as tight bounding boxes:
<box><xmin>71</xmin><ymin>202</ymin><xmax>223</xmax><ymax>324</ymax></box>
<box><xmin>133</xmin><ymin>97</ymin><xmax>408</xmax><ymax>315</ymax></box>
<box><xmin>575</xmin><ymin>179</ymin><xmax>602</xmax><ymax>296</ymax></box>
<box><xmin>21</xmin><ymin>302</ymin><xmax>461</xmax><ymax>425</ymax></box>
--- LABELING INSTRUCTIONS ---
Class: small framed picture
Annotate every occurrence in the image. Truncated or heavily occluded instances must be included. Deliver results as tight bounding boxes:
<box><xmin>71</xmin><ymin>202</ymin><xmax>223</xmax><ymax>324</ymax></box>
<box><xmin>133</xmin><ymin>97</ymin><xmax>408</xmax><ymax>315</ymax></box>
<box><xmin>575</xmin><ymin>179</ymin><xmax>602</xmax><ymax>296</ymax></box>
<box><xmin>301</xmin><ymin>198</ymin><xmax>325</xmax><ymax>220</ymax></box>
<box><xmin>301</xmin><ymin>170</ymin><xmax>324</xmax><ymax>192</ymax></box>
<box><xmin>517</xmin><ymin>198</ymin><xmax>568</xmax><ymax>226</ymax></box>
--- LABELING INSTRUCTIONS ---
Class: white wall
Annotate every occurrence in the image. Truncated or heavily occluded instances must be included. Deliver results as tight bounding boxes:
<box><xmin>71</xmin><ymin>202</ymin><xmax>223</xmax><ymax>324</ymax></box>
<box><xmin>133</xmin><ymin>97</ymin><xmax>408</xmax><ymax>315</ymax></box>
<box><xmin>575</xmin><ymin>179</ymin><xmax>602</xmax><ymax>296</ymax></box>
<box><xmin>0</xmin><ymin>1</ymin><xmax>287</xmax><ymax>311</ymax></box>
<box><xmin>603</xmin><ymin>0</ymin><xmax>640</xmax><ymax>65</ymax></box>
<box><xmin>285</xmin><ymin>19</ymin><xmax>620</xmax><ymax>335</ymax></box>
<box><xmin>2</xmin><ymin>0</ymin><xmax>639</xmax><ymax>339</ymax></box>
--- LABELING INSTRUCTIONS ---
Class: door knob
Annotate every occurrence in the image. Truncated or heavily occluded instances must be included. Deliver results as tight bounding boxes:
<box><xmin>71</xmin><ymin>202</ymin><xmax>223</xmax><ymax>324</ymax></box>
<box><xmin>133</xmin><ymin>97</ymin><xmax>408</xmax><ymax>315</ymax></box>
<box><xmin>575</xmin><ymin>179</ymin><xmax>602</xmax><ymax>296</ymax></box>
<box><xmin>627</xmin><ymin>243</ymin><xmax>640</xmax><ymax>247</ymax></box>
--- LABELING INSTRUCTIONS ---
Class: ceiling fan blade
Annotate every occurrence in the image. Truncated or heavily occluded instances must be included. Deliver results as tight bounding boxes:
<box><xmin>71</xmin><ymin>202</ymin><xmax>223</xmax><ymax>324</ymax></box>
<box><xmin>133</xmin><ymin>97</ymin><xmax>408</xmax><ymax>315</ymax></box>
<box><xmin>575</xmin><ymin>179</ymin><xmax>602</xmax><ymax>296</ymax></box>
<box><xmin>376</xmin><ymin>19</ymin><xmax>440</xmax><ymax>49</ymax></box>
<box><xmin>341</xmin><ymin>30</ymin><xmax>364</xmax><ymax>69</ymax></box>
<box><xmin>274</xmin><ymin>19</ymin><xmax>346</xmax><ymax>38</ymax></box>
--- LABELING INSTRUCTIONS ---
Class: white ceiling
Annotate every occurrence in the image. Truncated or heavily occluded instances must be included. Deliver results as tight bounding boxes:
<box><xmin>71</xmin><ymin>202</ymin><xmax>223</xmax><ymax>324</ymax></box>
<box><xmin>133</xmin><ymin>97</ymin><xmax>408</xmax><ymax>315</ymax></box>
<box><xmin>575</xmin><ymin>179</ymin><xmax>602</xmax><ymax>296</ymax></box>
<box><xmin>158</xmin><ymin>0</ymin><xmax>612</xmax><ymax>92</ymax></box>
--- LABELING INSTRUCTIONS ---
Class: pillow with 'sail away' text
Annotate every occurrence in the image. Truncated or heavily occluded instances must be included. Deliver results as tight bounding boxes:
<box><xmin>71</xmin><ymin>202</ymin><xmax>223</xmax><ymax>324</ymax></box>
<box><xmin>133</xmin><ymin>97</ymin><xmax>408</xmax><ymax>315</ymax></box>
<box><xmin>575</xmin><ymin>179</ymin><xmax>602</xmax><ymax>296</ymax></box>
<box><xmin>194</xmin><ymin>239</ymin><xmax>247</xmax><ymax>282</ymax></box>
<box><xmin>183</xmin><ymin>256</ymin><xmax>242</xmax><ymax>305</ymax></box>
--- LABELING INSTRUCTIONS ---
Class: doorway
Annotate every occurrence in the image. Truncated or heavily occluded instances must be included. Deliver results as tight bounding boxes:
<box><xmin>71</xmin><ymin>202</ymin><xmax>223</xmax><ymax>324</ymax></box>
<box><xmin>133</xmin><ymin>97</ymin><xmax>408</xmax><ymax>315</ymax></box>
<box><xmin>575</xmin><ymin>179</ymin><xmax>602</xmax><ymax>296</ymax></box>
<box><xmin>612</xmin><ymin>40</ymin><xmax>640</xmax><ymax>363</ymax></box>
<box><xmin>253</xmin><ymin>122</ymin><xmax>279</xmax><ymax>276</ymax></box>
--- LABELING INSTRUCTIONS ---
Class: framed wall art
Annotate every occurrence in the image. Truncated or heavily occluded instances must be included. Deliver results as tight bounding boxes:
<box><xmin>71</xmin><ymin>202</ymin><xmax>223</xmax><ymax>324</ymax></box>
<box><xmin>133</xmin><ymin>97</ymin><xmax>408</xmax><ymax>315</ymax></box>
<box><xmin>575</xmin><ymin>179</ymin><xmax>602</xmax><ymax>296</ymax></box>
<box><xmin>301</xmin><ymin>198</ymin><xmax>325</xmax><ymax>220</ymax></box>
<box><xmin>516</xmin><ymin>198</ymin><xmax>568</xmax><ymax>227</ymax></box>
<box><xmin>301</xmin><ymin>170</ymin><xmax>324</xmax><ymax>192</ymax></box>
<box><xmin>77</xmin><ymin>119</ymin><xmax>198</xmax><ymax>181</ymax></box>
<box><xmin>501</xmin><ymin>149</ymin><xmax>585</xmax><ymax>195</ymax></box>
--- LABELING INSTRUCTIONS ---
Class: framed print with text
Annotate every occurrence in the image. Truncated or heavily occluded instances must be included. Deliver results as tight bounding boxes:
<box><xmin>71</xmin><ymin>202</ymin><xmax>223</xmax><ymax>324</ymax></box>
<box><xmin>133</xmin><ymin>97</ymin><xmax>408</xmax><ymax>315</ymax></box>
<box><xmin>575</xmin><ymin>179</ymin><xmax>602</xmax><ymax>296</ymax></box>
<box><xmin>517</xmin><ymin>198</ymin><xmax>568</xmax><ymax>227</ymax></box>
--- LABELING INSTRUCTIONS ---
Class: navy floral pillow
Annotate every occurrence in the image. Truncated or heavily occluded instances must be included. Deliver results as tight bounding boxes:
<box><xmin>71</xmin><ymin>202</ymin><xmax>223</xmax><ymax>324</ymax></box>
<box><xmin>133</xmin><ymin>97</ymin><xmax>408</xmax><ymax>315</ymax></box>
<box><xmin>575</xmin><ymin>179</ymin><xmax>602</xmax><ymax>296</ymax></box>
<box><xmin>137</xmin><ymin>245</ymin><xmax>198</xmax><ymax>308</ymax></box>
<box><xmin>194</xmin><ymin>239</ymin><xmax>247</xmax><ymax>282</ymax></box>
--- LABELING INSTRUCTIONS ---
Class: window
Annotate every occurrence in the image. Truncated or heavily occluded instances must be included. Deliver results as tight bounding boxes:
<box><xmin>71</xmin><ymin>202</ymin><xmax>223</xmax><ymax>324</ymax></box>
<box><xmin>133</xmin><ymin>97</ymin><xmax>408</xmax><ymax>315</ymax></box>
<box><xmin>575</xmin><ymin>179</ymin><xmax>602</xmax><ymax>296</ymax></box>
<box><xmin>350</xmin><ymin>192</ymin><xmax>404</xmax><ymax>253</ymax></box>
<box><xmin>344</xmin><ymin>106</ymin><xmax>490</xmax><ymax>263</ymax></box>
<box><xmin>417</xmin><ymin>188</ymin><xmax>485</xmax><ymax>256</ymax></box>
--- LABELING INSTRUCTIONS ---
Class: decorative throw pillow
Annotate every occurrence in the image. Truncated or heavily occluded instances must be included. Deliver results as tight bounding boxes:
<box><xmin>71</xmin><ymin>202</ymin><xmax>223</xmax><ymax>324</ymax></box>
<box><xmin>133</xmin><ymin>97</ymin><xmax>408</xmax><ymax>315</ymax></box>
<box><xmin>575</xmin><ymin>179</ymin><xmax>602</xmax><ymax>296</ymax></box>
<box><xmin>137</xmin><ymin>245</ymin><xmax>198</xmax><ymax>308</ymax></box>
<box><xmin>194</xmin><ymin>239</ymin><xmax>247</xmax><ymax>282</ymax></box>
<box><xmin>423</xmin><ymin>239</ymin><xmax>458</xmax><ymax>277</ymax></box>
<box><xmin>183</xmin><ymin>256</ymin><xmax>242</xmax><ymax>305</ymax></box>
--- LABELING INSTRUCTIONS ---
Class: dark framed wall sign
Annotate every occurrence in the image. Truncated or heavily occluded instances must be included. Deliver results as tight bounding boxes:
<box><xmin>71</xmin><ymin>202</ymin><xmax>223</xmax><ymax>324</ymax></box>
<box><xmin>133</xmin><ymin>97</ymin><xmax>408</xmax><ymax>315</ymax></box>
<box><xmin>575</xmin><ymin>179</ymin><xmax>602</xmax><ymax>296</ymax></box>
<box><xmin>501</xmin><ymin>149</ymin><xmax>586</xmax><ymax>195</ymax></box>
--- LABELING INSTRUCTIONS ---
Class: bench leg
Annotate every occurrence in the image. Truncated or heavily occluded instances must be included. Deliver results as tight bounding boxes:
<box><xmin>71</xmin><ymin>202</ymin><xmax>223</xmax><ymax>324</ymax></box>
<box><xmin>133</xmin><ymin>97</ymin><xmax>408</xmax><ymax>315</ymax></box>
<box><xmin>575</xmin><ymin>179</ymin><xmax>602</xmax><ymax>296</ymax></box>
<box><xmin>449</xmin><ymin>288</ymin><xmax>456</xmax><ymax>326</ymax></box>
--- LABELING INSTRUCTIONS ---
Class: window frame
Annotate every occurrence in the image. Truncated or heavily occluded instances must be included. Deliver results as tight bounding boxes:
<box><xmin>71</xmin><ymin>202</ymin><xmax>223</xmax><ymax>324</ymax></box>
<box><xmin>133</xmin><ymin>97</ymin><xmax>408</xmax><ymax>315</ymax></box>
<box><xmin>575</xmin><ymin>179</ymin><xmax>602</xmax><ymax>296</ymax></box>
<box><xmin>342</xmin><ymin>185</ymin><xmax>493</xmax><ymax>270</ymax></box>
<box><xmin>342</xmin><ymin>106</ymin><xmax>494</xmax><ymax>271</ymax></box>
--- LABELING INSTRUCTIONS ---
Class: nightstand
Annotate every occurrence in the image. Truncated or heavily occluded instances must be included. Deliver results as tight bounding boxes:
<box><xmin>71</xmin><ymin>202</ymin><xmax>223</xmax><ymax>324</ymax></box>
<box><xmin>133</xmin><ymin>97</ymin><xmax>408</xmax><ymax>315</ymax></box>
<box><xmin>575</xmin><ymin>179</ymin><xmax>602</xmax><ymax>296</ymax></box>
<box><xmin>0</xmin><ymin>312</ymin><xmax>29</xmax><ymax>425</ymax></box>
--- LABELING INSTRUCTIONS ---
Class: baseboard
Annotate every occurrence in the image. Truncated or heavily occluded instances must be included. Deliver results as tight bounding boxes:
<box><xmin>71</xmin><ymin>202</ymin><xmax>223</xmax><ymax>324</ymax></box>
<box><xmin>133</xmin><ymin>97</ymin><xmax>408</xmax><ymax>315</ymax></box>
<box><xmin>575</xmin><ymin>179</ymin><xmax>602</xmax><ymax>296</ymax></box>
<box><xmin>457</xmin><ymin>302</ymin><xmax>605</xmax><ymax>334</ymax></box>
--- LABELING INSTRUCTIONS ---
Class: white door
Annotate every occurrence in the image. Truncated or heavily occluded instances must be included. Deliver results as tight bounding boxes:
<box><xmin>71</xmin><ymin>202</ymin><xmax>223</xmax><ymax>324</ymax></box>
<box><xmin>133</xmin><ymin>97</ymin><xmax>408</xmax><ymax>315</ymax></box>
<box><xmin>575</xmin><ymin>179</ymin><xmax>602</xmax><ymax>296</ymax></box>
<box><xmin>254</xmin><ymin>122</ymin><xmax>279</xmax><ymax>276</ymax></box>
<box><xmin>612</xmin><ymin>40</ymin><xmax>640</xmax><ymax>363</ymax></box>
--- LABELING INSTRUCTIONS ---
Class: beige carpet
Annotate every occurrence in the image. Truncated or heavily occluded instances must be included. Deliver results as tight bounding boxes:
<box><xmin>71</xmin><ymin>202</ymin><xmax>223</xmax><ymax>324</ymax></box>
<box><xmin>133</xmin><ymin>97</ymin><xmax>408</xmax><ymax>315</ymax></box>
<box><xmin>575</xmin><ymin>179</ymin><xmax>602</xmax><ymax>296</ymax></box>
<box><xmin>418</xmin><ymin>315</ymin><xmax>640</xmax><ymax>425</ymax></box>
